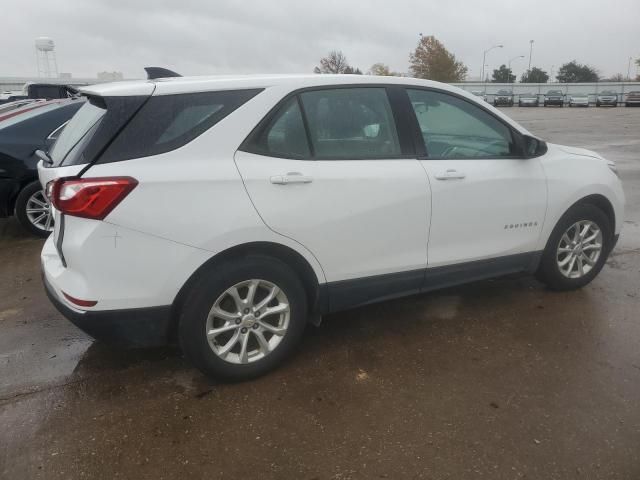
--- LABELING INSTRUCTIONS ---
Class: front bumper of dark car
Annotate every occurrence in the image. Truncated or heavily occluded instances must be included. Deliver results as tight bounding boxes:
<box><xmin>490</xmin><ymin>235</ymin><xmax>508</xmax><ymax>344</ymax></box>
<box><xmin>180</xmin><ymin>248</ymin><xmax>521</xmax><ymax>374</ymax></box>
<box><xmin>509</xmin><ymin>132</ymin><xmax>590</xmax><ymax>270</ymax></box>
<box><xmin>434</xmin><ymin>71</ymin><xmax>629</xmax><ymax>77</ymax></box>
<box><xmin>545</xmin><ymin>98</ymin><xmax>563</xmax><ymax>105</ymax></box>
<box><xmin>0</xmin><ymin>178</ymin><xmax>19</xmax><ymax>217</ymax></box>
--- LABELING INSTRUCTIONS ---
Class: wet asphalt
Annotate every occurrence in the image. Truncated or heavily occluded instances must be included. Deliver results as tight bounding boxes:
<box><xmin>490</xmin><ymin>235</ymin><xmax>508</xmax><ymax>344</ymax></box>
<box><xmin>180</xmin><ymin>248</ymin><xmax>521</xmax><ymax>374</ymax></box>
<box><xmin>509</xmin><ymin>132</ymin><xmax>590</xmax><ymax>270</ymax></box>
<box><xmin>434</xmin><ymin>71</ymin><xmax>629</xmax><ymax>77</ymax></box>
<box><xmin>1</xmin><ymin>106</ymin><xmax>639</xmax><ymax>479</ymax></box>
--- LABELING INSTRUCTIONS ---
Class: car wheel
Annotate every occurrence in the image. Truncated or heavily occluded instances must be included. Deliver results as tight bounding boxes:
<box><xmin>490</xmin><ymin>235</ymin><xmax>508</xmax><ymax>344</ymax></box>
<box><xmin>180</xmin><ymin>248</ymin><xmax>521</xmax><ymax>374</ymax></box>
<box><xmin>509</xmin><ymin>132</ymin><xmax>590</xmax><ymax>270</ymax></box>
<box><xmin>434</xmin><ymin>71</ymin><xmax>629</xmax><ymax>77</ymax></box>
<box><xmin>179</xmin><ymin>255</ymin><xmax>307</xmax><ymax>381</ymax></box>
<box><xmin>596</xmin><ymin>102</ymin><xmax>601</xmax><ymax>107</ymax></box>
<box><xmin>15</xmin><ymin>181</ymin><xmax>54</xmax><ymax>237</ymax></box>
<box><xmin>536</xmin><ymin>203</ymin><xmax>612</xmax><ymax>291</ymax></box>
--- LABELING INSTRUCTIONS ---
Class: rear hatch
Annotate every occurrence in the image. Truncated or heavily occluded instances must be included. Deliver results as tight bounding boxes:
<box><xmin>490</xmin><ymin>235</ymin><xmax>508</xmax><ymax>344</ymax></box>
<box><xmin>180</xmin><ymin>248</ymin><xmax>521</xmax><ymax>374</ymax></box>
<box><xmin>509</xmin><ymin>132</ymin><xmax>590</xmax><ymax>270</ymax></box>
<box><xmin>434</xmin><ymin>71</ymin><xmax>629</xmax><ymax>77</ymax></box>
<box><xmin>38</xmin><ymin>84</ymin><xmax>155</xmax><ymax>247</ymax></box>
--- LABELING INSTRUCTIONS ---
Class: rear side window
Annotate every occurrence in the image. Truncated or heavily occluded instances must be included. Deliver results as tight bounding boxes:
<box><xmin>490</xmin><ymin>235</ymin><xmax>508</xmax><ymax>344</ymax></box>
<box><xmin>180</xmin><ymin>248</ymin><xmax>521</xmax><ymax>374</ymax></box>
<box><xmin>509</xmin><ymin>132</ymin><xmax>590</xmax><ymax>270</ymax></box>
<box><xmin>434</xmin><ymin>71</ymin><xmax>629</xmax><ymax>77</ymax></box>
<box><xmin>99</xmin><ymin>89</ymin><xmax>262</xmax><ymax>163</ymax></box>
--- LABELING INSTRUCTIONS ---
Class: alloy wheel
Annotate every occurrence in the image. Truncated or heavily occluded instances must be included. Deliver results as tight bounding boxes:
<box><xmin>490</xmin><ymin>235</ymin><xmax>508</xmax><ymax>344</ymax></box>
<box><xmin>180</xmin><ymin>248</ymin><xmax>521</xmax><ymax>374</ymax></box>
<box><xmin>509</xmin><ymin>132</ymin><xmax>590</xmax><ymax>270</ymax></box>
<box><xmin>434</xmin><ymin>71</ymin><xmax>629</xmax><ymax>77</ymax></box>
<box><xmin>205</xmin><ymin>279</ymin><xmax>290</xmax><ymax>364</ymax></box>
<box><xmin>556</xmin><ymin>220</ymin><xmax>603</xmax><ymax>279</ymax></box>
<box><xmin>25</xmin><ymin>190</ymin><xmax>54</xmax><ymax>233</ymax></box>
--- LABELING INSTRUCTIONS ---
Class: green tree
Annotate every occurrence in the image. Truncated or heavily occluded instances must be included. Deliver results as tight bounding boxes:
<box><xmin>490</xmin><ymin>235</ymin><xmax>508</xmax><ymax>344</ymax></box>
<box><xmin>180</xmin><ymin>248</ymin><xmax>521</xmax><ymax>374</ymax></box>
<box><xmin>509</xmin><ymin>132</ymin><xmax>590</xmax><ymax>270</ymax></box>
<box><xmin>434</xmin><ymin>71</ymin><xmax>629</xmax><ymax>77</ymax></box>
<box><xmin>491</xmin><ymin>64</ymin><xmax>515</xmax><ymax>83</ymax></box>
<box><xmin>314</xmin><ymin>51</ymin><xmax>351</xmax><ymax>74</ymax></box>
<box><xmin>521</xmin><ymin>67</ymin><xmax>549</xmax><ymax>83</ymax></box>
<box><xmin>409</xmin><ymin>35</ymin><xmax>468</xmax><ymax>82</ymax></box>
<box><xmin>555</xmin><ymin>61</ymin><xmax>599</xmax><ymax>82</ymax></box>
<box><xmin>368</xmin><ymin>63</ymin><xmax>398</xmax><ymax>76</ymax></box>
<box><xmin>344</xmin><ymin>66</ymin><xmax>363</xmax><ymax>74</ymax></box>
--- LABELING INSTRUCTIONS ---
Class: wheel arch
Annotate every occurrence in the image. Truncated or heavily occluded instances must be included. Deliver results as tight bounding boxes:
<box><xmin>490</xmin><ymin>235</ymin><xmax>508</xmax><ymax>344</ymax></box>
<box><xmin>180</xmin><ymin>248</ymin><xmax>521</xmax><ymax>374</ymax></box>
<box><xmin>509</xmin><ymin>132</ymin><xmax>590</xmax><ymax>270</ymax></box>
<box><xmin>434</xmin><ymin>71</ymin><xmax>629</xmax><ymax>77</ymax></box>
<box><xmin>571</xmin><ymin>193</ymin><xmax>616</xmax><ymax>236</ymax></box>
<box><xmin>169</xmin><ymin>241</ymin><xmax>326</xmax><ymax>340</ymax></box>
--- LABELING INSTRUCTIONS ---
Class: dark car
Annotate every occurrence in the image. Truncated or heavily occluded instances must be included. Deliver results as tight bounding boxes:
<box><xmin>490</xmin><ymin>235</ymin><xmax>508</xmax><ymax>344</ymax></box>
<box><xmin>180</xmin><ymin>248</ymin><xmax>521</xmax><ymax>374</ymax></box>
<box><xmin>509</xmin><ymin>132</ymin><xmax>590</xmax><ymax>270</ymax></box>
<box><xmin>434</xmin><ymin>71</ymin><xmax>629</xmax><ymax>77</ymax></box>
<box><xmin>624</xmin><ymin>91</ymin><xmax>640</xmax><ymax>107</ymax></box>
<box><xmin>493</xmin><ymin>89</ymin><xmax>514</xmax><ymax>107</ymax></box>
<box><xmin>596</xmin><ymin>90</ymin><xmax>617</xmax><ymax>107</ymax></box>
<box><xmin>518</xmin><ymin>92</ymin><xmax>539</xmax><ymax>107</ymax></box>
<box><xmin>544</xmin><ymin>90</ymin><xmax>564</xmax><ymax>107</ymax></box>
<box><xmin>25</xmin><ymin>83</ymin><xmax>79</xmax><ymax>100</ymax></box>
<box><xmin>0</xmin><ymin>98</ymin><xmax>85</xmax><ymax>236</ymax></box>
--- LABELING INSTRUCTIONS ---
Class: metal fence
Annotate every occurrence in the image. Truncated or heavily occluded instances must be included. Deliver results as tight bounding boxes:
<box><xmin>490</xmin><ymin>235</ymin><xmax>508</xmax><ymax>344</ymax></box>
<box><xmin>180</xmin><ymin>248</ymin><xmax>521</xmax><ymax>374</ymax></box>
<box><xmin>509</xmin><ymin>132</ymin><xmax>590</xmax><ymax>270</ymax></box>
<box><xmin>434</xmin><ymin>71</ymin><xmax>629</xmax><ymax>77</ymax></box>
<box><xmin>451</xmin><ymin>82</ymin><xmax>640</xmax><ymax>105</ymax></box>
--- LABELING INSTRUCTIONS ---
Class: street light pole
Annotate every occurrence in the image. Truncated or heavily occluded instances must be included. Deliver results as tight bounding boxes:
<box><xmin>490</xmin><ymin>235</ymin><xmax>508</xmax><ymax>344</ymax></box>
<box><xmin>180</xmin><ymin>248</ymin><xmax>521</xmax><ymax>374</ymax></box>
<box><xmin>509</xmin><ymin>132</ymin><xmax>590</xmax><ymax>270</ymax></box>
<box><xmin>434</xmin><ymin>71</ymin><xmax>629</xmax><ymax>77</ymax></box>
<box><xmin>528</xmin><ymin>40</ymin><xmax>534</xmax><ymax>71</ymax></box>
<box><xmin>482</xmin><ymin>44</ymin><xmax>503</xmax><ymax>84</ymax></box>
<box><xmin>628</xmin><ymin>57</ymin><xmax>633</xmax><ymax>81</ymax></box>
<box><xmin>508</xmin><ymin>55</ymin><xmax>525</xmax><ymax>82</ymax></box>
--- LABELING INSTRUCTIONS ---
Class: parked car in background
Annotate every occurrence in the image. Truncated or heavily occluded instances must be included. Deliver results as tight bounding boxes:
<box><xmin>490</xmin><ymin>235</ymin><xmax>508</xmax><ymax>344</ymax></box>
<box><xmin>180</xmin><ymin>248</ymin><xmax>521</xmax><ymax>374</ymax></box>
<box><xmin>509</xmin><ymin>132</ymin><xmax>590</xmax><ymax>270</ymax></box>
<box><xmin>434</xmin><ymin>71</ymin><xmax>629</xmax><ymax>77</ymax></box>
<box><xmin>569</xmin><ymin>93</ymin><xmax>590</xmax><ymax>107</ymax></box>
<box><xmin>39</xmin><ymin>73</ymin><xmax>624</xmax><ymax>381</ymax></box>
<box><xmin>0</xmin><ymin>99</ymin><xmax>38</xmax><ymax>116</ymax></box>
<box><xmin>544</xmin><ymin>90</ymin><xmax>564</xmax><ymax>107</ymax></box>
<box><xmin>0</xmin><ymin>98</ymin><xmax>85</xmax><ymax>236</ymax></box>
<box><xmin>24</xmin><ymin>83</ymin><xmax>79</xmax><ymax>100</ymax></box>
<box><xmin>518</xmin><ymin>93</ymin><xmax>539</xmax><ymax>107</ymax></box>
<box><xmin>471</xmin><ymin>90</ymin><xmax>486</xmax><ymax>102</ymax></box>
<box><xmin>625</xmin><ymin>91</ymin><xmax>640</xmax><ymax>107</ymax></box>
<box><xmin>596</xmin><ymin>91</ymin><xmax>617</xmax><ymax>107</ymax></box>
<box><xmin>493</xmin><ymin>89</ymin><xmax>514</xmax><ymax>107</ymax></box>
<box><xmin>0</xmin><ymin>92</ymin><xmax>28</xmax><ymax>105</ymax></box>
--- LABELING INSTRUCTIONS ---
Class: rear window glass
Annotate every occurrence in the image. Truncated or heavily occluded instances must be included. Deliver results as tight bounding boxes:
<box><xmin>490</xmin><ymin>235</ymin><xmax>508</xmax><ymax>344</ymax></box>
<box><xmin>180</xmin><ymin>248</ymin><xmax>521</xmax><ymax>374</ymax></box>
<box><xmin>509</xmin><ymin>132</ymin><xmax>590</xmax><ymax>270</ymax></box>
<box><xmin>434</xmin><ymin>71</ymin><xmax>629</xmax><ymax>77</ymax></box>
<box><xmin>49</xmin><ymin>99</ymin><xmax>105</xmax><ymax>166</ymax></box>
<box><xmin>99</xmin><ymin>89</ymin><xmax>262</xmax><ymax>163</ymax></box>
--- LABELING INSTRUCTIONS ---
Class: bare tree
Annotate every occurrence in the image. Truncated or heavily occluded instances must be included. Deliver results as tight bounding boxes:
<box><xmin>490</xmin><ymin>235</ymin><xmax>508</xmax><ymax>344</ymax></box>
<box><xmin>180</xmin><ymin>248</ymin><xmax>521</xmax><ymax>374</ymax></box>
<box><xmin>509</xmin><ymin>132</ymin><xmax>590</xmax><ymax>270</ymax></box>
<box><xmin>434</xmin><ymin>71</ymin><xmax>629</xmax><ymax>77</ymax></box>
<box><xmin>314</xmin><ymin>51</ymin><xmax>351</xmax><ymax>74</ymax></box>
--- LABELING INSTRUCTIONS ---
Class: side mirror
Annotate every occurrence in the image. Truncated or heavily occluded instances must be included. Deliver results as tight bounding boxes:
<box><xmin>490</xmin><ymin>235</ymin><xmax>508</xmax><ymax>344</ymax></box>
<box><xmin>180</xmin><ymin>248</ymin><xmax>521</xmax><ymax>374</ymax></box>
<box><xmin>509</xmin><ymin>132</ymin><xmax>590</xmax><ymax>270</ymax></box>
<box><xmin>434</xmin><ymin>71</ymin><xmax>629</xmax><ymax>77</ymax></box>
<box><xmin>522</xmin><ymin>135</ymin><xmax>547</xmax><ymax>158</ymax></box>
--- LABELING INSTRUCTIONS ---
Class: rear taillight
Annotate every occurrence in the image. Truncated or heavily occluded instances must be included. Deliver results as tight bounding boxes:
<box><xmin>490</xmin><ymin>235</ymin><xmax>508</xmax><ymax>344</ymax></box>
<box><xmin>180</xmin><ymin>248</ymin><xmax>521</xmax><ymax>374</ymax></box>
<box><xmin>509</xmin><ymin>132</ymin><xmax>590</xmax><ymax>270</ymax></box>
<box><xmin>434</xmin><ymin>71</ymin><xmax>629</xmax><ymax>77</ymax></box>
<box><xmin>48</xmin><ymin>177</ymin><xmax>138</xmax><ymax>220</ymax></box>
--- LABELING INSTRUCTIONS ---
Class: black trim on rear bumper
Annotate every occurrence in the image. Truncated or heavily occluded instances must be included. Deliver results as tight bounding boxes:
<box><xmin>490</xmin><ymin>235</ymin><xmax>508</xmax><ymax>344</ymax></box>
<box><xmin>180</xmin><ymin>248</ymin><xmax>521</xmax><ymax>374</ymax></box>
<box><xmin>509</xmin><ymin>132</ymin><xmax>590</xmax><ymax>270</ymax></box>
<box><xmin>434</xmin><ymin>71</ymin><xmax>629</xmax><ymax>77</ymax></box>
<box><xmin>43</xmin><ymin>274</ymin><xmax>172</xmax><ymax>347</ymax></box>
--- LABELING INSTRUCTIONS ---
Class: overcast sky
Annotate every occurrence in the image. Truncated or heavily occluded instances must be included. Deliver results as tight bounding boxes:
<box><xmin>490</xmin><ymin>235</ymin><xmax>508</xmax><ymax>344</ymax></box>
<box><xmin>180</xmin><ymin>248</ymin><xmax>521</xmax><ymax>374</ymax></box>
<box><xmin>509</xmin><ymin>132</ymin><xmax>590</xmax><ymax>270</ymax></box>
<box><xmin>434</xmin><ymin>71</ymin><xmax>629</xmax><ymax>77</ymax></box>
<box><xmin>3</xmin><ymin>0</ymin><xmax>639</xmax><ymax>80</ymax></box>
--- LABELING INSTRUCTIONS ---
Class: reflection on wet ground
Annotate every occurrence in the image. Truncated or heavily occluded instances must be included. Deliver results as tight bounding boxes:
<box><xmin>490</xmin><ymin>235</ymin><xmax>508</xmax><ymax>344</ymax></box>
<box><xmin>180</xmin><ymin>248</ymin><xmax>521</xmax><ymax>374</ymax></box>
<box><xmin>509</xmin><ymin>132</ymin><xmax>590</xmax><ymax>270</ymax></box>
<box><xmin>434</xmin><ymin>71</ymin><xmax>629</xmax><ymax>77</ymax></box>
<box><xmin>1</xmin><ymin>107</ymin><xmax>639</xmax><ymax>479</ymax></box>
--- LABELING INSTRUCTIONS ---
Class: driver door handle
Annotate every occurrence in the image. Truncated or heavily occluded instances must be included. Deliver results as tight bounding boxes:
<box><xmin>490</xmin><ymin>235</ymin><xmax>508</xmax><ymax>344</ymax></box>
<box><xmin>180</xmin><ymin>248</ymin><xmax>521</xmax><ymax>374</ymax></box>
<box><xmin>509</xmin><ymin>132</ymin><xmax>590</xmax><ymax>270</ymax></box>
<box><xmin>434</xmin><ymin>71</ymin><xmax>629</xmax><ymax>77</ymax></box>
<box><xmin>434</xmin><ymin>169</ymin><xmax>466</xmax><ymax>180</ymax></box>
<box><xmin>270</xmin><ymin>172</ymin><xmax>314</xmax><ymax>185</ymax></box>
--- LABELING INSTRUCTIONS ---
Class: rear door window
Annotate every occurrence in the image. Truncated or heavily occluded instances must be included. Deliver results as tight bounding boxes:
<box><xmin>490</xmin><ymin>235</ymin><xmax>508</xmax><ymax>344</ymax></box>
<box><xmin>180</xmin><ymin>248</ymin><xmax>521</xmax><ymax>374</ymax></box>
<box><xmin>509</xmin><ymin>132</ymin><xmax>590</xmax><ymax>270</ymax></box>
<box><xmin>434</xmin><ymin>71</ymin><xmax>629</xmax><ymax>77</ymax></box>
<box><xmin>246</xmin><ymin>97</ymin><xmax>311</xmax><ymax>159</ymax></box>
<box><xmin>99</xmin><ymin>89</ymin><xmax>263</xmax><ymax>163</ymax></box>
<box><xmin>299</xmin><ymin>88</ymin><xmax>401</xmax><ymax>159</ymax></box>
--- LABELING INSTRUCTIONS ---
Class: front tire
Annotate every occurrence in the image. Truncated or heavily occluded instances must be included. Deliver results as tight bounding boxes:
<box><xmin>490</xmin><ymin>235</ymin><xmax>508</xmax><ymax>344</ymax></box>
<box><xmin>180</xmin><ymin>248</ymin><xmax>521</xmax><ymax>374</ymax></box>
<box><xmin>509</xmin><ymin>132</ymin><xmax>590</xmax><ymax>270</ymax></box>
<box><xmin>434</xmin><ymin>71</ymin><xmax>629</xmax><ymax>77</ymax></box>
<box><xmin>179</xmin><ymin>255</ymin><xmax>307</xmax><ymax>381</ymax></box>
<box><xmin>15</xmin><ymin>181</ymin><xmax>54</xmax><ymax>238</ymax></box>
<box><xmin>536</xmin><ymin>203</ymin><xmax>612</xmax><ymax>291</ymax></box>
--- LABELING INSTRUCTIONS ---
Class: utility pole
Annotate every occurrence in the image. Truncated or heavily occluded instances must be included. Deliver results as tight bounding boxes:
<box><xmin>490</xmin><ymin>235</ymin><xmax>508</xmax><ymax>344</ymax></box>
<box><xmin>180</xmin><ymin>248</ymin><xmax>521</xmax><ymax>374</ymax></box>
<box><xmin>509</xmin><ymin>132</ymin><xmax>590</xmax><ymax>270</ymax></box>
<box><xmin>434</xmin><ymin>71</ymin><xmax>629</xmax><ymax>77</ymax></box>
<box><xmin>528</xmin><ymin>40</ymin><xmax>534</xmax><ymax>71</ymax></box>
<box><xmin>628</xmin><ymin>57</ymin><xmax>633</xmax><ymax>81</ymax></box>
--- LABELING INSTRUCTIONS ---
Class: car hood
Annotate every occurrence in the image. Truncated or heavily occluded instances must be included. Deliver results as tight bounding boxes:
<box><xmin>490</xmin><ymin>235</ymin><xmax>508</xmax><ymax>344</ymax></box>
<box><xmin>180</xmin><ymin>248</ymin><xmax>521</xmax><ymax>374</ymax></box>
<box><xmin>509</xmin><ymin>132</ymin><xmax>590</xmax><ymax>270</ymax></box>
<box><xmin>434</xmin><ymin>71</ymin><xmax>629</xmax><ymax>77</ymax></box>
<box><xmin>551</xmin><ymin>143</ymin><xmax>604</xmax><ymax>161</ymax></box>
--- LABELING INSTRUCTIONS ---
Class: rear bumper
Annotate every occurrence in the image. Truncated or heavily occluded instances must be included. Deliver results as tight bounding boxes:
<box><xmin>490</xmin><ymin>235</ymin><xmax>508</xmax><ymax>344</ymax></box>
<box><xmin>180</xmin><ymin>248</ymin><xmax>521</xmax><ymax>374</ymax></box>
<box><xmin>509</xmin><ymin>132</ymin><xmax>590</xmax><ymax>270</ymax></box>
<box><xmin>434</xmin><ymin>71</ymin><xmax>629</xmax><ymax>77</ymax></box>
<box><xmin>43</xmin><ymin>272</ymin><xmax>172</xmax><ymax>347</ymax></box>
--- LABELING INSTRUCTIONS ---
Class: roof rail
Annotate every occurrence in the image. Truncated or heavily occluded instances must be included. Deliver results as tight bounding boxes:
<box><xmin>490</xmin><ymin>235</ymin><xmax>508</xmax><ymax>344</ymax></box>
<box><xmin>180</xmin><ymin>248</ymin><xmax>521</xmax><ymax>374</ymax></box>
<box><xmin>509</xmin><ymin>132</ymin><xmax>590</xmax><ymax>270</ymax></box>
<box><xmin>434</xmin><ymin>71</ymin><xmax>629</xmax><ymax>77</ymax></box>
<box><xmin>144</xmin><ymin>67</ymin><xmax>182</xmax><ymax>80</ymax></box>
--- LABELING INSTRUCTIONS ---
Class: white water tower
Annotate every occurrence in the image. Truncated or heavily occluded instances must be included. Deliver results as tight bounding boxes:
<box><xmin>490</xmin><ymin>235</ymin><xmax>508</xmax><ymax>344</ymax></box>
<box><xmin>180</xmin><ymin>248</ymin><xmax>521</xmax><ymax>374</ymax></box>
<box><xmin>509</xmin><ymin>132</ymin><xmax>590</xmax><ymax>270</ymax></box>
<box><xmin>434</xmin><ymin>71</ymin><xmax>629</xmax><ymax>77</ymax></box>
<box><xmin>35</xmin><ymin>37</ymin><xmax>58</xmax><ymax>78</ymax></box>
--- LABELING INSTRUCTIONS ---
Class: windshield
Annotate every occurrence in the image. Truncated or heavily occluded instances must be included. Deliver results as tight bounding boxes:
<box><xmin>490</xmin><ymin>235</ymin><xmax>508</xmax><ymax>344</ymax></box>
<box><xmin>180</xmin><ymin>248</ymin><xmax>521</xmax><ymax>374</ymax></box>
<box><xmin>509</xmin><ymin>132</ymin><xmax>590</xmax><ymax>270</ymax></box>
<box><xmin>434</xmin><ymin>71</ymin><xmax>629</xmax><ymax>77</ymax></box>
<box><xmin>497</xmin><ymin>90</ymin><xmax>511</xmax><ymax>95</ymax></box>
<box><xmin>600</xmin><ymin>91</ymin><xmax>615</xmax><ymax>95</ymax></box>
<box><xmin>49</xmin><ymin>98</ymin><xmax>106</xmax><ymax>166</ymax></box>
<box><xmin>520</xmin><ymin>93</ymin><xmax>535</xmax><ymax>97</ymax></box>
<box><xmin>547</xmin><ymin>90</ymin><xmax>562</xmax><ymax>95</ymax></box>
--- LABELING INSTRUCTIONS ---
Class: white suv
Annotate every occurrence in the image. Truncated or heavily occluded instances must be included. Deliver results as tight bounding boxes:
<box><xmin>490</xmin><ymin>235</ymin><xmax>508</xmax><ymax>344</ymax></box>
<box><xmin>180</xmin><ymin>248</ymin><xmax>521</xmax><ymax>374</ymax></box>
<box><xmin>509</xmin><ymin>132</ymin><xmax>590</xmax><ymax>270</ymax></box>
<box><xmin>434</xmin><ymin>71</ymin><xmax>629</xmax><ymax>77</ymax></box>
<box><xmin>39</xmin><ymin>74</ymin><xmax>624</xmax><ymax>380</ymax></box>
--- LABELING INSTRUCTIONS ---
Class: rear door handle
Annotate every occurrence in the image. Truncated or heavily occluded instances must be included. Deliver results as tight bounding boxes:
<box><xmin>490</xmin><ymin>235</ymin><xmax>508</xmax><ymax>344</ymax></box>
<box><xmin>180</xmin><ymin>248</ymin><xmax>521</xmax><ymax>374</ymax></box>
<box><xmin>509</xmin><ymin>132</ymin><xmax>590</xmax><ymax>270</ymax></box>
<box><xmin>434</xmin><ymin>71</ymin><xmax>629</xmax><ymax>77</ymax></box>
<box><xmin>270</xmin><ymin>172</ymin><xmax>313</xmax><ymax>185</ymax></box>
<box><xmin>434</xmin><ymin>169</ymin><xmax>466</xmax><ymax>180</ymax></box>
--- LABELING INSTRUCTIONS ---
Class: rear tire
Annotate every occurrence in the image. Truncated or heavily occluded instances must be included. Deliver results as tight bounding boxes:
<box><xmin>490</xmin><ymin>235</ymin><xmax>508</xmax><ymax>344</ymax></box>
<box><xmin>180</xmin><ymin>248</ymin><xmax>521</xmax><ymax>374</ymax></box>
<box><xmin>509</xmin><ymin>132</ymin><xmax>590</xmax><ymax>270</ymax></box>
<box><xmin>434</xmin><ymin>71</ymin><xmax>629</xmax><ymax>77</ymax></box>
<box><xmin>536</xmin><ymin>203</ymin><xmax>613</xmax><ymax>291</ymax></box>
<box><xmin>15</xmin><ymin>181</ymin><xmax>53</xmax><ymax>238</ymax></box>
<box><xmin>179</xmin><ymin>255</ymin><xmax>307</xmax><ymax>381</ymax></box>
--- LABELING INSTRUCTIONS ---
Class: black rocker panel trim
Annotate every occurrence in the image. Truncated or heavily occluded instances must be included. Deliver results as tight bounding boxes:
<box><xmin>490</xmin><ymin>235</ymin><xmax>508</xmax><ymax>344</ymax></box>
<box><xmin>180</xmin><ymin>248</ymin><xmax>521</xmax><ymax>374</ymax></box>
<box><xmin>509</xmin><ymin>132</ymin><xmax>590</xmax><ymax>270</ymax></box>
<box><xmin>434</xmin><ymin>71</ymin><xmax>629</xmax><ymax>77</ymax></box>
<box><xmin>323</xmin><ymin>251</ymin><xmax>542</xmax><ymax>314</ymax></box>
